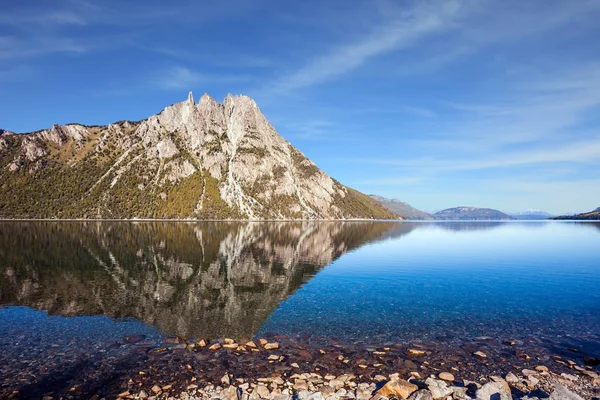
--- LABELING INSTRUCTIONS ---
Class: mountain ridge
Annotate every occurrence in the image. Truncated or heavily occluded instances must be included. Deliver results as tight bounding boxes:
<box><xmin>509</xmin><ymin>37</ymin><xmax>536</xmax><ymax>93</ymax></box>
<box><xmin>369</xmin><ymin>195</ymin><xmax>433</xmax><ymax>219</ymax></box>
<box><xmin>0</xmin><ymin>92</ymin><xmax>397</xmax><ymax>220</ymax></box>
<box><xmin>553</xmin><ymin>207</ymin><xmax>600</xmax><ymax>220</ymax></box>
<box><xmin>434</xmin><ymin>206</ymin><xmax>513</xmax><ymax>220</ymax></box>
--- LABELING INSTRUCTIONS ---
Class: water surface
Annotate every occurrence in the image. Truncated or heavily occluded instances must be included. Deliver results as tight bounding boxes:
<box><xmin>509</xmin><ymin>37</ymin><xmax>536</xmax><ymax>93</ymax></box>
<box><xmin>1</xmin><ymin>220</ymin><xmax>599</xmax><ymax>354</ymax></box>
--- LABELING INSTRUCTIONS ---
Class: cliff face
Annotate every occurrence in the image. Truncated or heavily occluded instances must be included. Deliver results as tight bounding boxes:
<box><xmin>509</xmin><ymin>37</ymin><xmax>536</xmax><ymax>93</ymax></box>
<box><xmin>0</xmin><ymin>221</ymin><xmax>409</xmax><ymax>339</ymax></box>
<box><xmin>0</xmin><ymin>93</ymin><xmax>396</xmax><ymax>220</ymax></box>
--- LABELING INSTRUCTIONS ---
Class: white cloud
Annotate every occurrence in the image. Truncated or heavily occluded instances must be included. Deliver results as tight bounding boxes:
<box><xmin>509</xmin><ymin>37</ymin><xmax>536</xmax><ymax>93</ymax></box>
<box><xmin>266</xmin><ymin>0</ymin><xmax>465</xmax><ymax>92</ymax></box>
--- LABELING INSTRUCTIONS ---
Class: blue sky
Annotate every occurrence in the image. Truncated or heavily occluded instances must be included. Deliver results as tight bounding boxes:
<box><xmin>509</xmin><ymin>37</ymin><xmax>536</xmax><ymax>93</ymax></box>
<box><xmin>2</xmin><ymin>0</ymin><xmax>600</xmax><ymax>214</ymax></box>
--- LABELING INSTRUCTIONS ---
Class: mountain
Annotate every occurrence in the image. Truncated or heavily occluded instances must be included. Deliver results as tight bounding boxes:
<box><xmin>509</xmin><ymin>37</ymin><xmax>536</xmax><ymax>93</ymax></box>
<box><xmin>510</xmin><ymin>209</ymin><xmax>554</xmax><ymax>220</ymax></box>
<box><xmin>369</xmin><ymin>195</ymin><xmax>433</xmax><ymax>219</ymax></box>
<box><xmin>553</xmin><ymin>207</ymin><xmax>600</xmax><ymax>220</ymax></box>
<box><xmin>0</xmin><ymin>93</ymin><xmax>396</xmax><ymax>220</ymax></box>
<box><xmin>434</xmin><ymin>206</ymin><xmax>513</xmax><ymax>220</ymax></box>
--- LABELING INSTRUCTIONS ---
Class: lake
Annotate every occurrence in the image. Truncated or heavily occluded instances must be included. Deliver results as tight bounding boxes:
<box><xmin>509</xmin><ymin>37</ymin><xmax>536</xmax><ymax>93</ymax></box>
<box><xmin>1</xmin><ymin>220</ymin><xmax>599</xmax><ymax>397</ymax></box>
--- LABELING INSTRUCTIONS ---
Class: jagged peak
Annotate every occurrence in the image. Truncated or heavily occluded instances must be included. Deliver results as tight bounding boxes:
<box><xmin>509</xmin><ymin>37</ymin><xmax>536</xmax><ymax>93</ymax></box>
<box><xmin>187</xmin><ymin>91</ymin><xmax>194</xmax><ymax>104</ymax></box>
<box><xmin>198</xmin><ymin>93</ymin><xmax>219</xmax><ymax>107</ymax></box>
<box><xmin>223</xmin><ymin>93</ymin><xmax>258</xmax><ymax>109</ymax></box>
<box><xmin>0</xmin><ymin>129</ymin><xmax>14</xmax><ymax>136</ymax></box>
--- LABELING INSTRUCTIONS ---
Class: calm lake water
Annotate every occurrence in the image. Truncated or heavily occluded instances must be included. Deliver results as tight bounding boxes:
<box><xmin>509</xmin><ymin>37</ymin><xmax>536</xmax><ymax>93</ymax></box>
<box><xmin>1</xmin><ymin>220</ymin><xmax>599</xmax><ymax>356</ymax></box>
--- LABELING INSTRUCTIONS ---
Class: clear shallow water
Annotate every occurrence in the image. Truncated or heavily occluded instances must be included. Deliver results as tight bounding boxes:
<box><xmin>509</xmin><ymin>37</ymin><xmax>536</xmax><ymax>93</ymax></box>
<box><xmin>1</xmin><ymin>221</ymin><xmax>599</xmax><ymax>351</ymax></box>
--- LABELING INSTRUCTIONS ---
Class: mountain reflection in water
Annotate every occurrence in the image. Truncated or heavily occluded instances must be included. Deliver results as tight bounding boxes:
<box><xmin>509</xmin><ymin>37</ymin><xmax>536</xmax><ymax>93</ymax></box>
<box><xmin>0</xmin><ymin>221</ymin><xmax>416</xmax><ymax>339</ymax></box>
<box><xmin>3</xmin><ymin>221</ymin><xmax>593</xmax><ymax>341</ymax></box>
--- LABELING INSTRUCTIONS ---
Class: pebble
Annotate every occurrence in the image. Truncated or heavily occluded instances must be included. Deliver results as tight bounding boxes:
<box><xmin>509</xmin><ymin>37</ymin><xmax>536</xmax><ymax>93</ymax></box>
<box><xmin>473</xmin><ymin>351</ymin><xmax>487</xmax><ymax>358</ymax></box>
<box><xmin>438</xmin><ymin>372</ymin><xmax>454</xmax><ymax>382</ymax></box>
<box><xmin>264</xmin><ymin>343</ymin><xmax>280</xmax><ymax>350</ymax></box>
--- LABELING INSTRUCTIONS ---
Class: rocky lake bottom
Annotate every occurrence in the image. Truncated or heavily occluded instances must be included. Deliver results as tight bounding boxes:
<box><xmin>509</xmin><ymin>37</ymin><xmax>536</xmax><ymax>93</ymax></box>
<box><xmin>0</xmin><ymin>221</ymin><xmax>599</xmax><ymax>399</ymax></box>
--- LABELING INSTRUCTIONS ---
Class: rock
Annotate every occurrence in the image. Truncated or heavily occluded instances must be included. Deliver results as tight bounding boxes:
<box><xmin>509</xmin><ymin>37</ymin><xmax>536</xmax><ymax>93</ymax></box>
<box><xmin>374</xmin><ymin>375</ymin><xmax>387</xmax><ymax>382</ymax></box>
<box><xmin>294</xmin><ymin>379</ymin><xmax>309</xmax><ymax>391</ymax></box>
<box><xmin>138</xmin><ymin>390</ymin><xmax>149</xmax><ymax>399</ymax></box>
<box><xmin>246</xmin><ymin>341</ymin><xmax>257</xmax><ymax>348</ymax></box>
<box><xmin>407</xmin><ymin>390</ymin><xmax>433</xmax><ymax>400</ymax></box>
<box><xmin>535</xmin><ymin>365</ymin><xmax>548</xmax><ymax>373</ymax></box>
<box><xmin>296</xmin><ymin>391</ymin><xmax>324</xmax><ymax>400</ymax></box>
<box><xmin>409</xmin><ymin>349</ymin><xmax>426</xmax><ymax>355</ymax></box>
<box><xmin>256</xmin><ymin>385</ymin><xmax>270</xmax><ymax>399</ymax></box>
<box><xmin>329</xmin><ymin>379</ymin><xmax>345</xmax><ymax>390</ymax></box>
<box><xmin>375</xmin><ymin>378</ymin><xmax>419</xmax><ymax>398</ymax></box>
<box><xmin>259</xmin><ymin>339</ymin><xmax>268</xmax><ymax>346</ymax></box>
<box><xmin>209</xmin><ymin>343</ymin><xmax>222</xmax><ymax>351</ymax></box>
<box><xmin>224</xmin><ymin>338</ymin><xmax>236</xmax><ymax>344</ymax></box>
<box><xmin>505</xmin><ymin>372</ymin><xmax>518</xmax><ymax>383</ymax></box>
<box><xmin>291</xmin><ymin>363</ymin><xmax>300</xmax><ymax>369</ymax></box>
<box><xmin>548</xmin><ymin>383</ymin><xmax>584</xmax><ymax>400</ymax></box>
<box><xmin>522</xmin><ymin>369</ymin><xmax>537</xmax><ymax>377</ymax></box>
<box><xmin>319</xmin><ymin>385</ymin><xmax>335</xmax><ymax>397</ymax></box>
<box><xmin>438</xmin><ymin>372</ymin><xmax>454</xmax><ymax>382</ymax></box>
<box><xmin>475</xmin><ymin>381</ymin><xmax>511</xmax><ymax>400</ymax></box>
<box><xmin>451</xmin><ymin>387</ymin><xmax>469</xmax><ymax>399</ymax></box>
<box><xmin>529</xmin><ymin>376</ymin><xmax>540</xmax><ymax>386</ymax></box>
<box><xmin>473</xmin><ymin>351</ymin><xmax>487</xmax><ymax>358</ymax></box>
<box><xmin>583</xmin><ymin>356</ymin><xmax>600</xmax><ymax>366</ymax></box>
<box><xmin>264</xmin><ymin>342</ymin><xmax>280</xmax><ymax>350</ymax></box>
<box><xmin>356</xmin><ymin>387</ymin><xmax>373</xmax><ymax>400</ymax></box>
<box><xmin>151</xmin><ymin>385</ymin><xmax>161</xmax><ymax>394</ymax></box>
<box><xmin>222</xmin><ymin>386</ymin><xmax>240</xmax><ymax>400</ymax></box>
<box><xmin>424</xmin><ymin>378</ymin><xmax>453</xmax><ymax>400</ymax></box>
<box><xmin>221</xmin><ymin>373</ymin><xmax>231</xmax><ymax>386</ymax></box>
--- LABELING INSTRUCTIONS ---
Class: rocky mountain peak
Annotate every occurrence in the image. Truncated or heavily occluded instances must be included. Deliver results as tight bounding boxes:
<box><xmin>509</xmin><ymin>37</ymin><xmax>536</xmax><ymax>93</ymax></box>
<box><xmin>0</xmin><ymin>92</ymin><xmax>398</xmax><ymax>220</ymax></box>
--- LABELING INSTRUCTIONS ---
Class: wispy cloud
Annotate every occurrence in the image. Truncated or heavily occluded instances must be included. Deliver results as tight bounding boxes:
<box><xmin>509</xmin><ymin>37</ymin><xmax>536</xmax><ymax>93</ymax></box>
<box><xmin>151</xmin><ymin>66</ymin><xmax>252</xmax><ymax>90</ymax></box>
<box><xmin>0</xmin><ymin>10</ymin><xmax>87</xmax><ymax>26</ymax></box>
<box><xmin>266</xmin><ymin>0</ymin><xmax>464</xmax><ymax>92</ymax></box>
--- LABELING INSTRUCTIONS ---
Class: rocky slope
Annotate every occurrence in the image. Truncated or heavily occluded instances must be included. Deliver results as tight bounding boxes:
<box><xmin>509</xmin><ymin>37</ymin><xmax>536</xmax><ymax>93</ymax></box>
<box><xmin>0</xmin><ymin>93</ymin><xmax>396</xmax><ymax>220</ymax></box>
<box><xmin>369</xmin><ymin>195</ymin><xmax>433</xmax><ymax>220</ymax></box>
<box><xmin>434</xmin><ymin>206</ymin><xmax>513</xmax><ymax>220</ymax></box>
<box><xmin>553</xmin><ymin>207</ymin><xmax>600</xmax><ymax>220</ymax></box>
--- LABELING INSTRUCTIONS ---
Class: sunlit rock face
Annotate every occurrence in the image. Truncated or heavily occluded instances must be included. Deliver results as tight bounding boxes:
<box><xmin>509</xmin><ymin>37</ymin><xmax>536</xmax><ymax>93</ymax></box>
<box><xmin>0</xmin><ymin>221</ymin><xmax>410</xmax><ymax>339</ymax></box>
<box><xmin>0</xmin><ymin>93</ymin><xmax>396</xmax><ymax>220</ymax></box>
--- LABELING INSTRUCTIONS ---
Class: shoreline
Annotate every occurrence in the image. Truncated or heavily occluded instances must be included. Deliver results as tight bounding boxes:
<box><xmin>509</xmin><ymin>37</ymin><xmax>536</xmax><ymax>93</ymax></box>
<box><xmin>2</xmin><ymin>334</ymin><xmax>598</xmax><ymax>399</ymax></box>
<box><xmin>0</xmin><ymin>218</ymin><xmax>597</xmax><ymax>222</ymax></box>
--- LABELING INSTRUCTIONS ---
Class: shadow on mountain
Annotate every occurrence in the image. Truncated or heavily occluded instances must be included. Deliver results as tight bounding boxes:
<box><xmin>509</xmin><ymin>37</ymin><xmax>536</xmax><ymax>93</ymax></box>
<box><xmin>0</xmin><ymin>221</ymin><xmax>417</xmax><ymax>339</ymax></box>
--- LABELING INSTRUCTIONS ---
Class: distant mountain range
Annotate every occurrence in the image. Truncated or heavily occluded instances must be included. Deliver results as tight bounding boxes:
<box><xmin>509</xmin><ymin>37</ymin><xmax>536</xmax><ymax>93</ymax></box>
<box><xmin>368</xmin><ymin>195</ymin><xmax>433</xmax><ymax>220</ymax></box>
<box><xmin>0</xmin><ymin>93</ymin><xmax>396</xmax><ymax>220</ymax></box>
<box><xmin>553</xmin><ymin>207</ymin><xmax>600</xmax><ymax>220</ymax></box>
<box><xmin>370</xmin><ymin>196</ymin><xmax>561</xmax><ymax>220</ymax></box>
<box><xmin>433</xmin><ymin>206</ymin><xmax>514</xmax><ymax>220</ymax></box>
<box><xmin>509</xmin><ymin>210</ymin><xmax>555</xmax><ymax>220</ymax></box>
